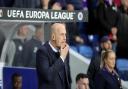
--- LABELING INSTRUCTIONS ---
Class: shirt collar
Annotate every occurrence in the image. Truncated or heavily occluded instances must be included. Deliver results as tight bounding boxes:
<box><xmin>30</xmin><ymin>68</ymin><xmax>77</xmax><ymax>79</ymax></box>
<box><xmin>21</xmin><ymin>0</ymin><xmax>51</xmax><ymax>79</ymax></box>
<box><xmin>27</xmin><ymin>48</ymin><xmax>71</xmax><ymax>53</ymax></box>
<box><xmin>49</xmin><ymin>41</ymin><xmax>58</xmax><ymax>52</ymax></box>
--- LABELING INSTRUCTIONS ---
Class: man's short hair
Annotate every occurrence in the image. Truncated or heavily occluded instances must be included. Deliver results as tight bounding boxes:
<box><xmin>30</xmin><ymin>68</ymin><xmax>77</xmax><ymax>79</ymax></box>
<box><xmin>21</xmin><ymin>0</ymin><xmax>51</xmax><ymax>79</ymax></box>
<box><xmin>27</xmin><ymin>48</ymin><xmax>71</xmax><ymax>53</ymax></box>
<box><xmin>50</xmin><ymin>22</ymin><xmax>65</xmax><ymax>33</ymax></box>
<box><xmin>76</xmin><ymin>73</ymin><xmax>88</xmax><ymax>83</ymax></box>
<box><xmin>12</xmin><ymin>73</ymin><xmax>22</xmax><ymax>81</ymax></box>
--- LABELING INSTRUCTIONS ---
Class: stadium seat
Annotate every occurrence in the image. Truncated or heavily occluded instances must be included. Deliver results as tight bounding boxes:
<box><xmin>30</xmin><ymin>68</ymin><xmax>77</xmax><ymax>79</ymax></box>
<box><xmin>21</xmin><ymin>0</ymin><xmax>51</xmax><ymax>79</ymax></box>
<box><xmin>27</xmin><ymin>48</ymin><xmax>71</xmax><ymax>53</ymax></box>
<box><xmin>116</xmin><ymin>58</ymin><xmax>128</xmax><ymax>81</ymax></box>
<box><xmin>79</xmin><ymin>45</ymin><xmax>93</xmax><ymax>58</ymax></box>
<box><xmin>70</xmin><ymin>45</ymin><xmax>93</xmax><ymax>59</ymax></box>
<box><xmin>116</xmin><ymin>58</ymin><xmax>128</xmax><ymax>71</ymax></box>
<box><xmin>70</xmin><ymin>46</ymin><xmax>78</xmax><ymax>52</ymax></box>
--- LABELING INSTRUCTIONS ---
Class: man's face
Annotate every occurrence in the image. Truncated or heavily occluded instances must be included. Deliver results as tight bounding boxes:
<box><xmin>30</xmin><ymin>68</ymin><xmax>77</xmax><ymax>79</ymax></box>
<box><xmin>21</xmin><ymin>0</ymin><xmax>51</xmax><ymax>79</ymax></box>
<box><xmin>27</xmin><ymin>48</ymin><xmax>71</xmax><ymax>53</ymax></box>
<box><xmin>76</xmin><ymin>78</ymin><xmax>89</xmax><ymax>89</ymax></box>
<box><xmin>52</xmin><ymin>23</ymin><xmax>67</xmax><ymax>48</ymax></box>
<box><xmin>13</xmin><ymin>76</ymin><xmax>22</xmax><ymax>89</ymax></box>
<box><xmin>20</xmin><ymin>25</ymin><xmax>29</xmax><ymax>37</ymax></box>
<box><xmin>102</xmin><ymin>40</ymin><xmax>112</xmax><ymax>50</ymax></box>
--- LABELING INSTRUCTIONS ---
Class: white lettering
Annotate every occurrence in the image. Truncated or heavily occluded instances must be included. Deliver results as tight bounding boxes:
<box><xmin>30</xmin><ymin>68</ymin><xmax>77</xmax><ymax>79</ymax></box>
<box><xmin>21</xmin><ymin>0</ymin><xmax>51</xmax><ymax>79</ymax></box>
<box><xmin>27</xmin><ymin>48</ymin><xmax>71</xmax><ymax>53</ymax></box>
<box><xmin>7</xmin><ymin>10</ymin><xmax>24</xmax><ymax>18</ymax></box>
<box><xmin>51</xmin><ymin>11</ymin><xmax>75</xmax><ymax>20</ymax></box>
<box><xmin>26</xmin><ymin>11</ymin><xmax>50</xmax><ymax>19</ymax></box>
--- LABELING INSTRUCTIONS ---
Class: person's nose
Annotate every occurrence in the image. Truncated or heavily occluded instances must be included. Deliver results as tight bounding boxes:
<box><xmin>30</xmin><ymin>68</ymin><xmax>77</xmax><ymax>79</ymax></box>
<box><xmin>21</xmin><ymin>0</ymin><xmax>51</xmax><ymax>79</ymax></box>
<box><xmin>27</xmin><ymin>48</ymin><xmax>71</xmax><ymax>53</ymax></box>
<box><xmin>63</xmin><ymin>35</ymin><xmax>66</xmax><ymax>41</ymax></box>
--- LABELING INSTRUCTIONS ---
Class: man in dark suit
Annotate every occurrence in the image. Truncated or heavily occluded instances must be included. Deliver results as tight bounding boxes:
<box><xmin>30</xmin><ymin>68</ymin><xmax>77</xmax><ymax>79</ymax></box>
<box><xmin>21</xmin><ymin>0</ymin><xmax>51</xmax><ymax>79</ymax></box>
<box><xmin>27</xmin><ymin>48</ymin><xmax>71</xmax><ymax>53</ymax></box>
<box><xmin>36</xmin><ymin>23</ymin><xmax>71</xmax><ymax>89</ymax></box>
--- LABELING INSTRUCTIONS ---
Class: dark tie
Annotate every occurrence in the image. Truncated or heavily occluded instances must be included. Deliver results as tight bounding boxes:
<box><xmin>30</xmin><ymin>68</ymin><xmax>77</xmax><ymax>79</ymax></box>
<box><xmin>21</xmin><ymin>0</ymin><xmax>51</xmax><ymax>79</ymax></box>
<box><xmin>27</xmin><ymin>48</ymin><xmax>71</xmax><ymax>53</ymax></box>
<box><xmin>55</xmin><ymin>52</ymin><xmax>60</xmax><ymax>58</ymax></box>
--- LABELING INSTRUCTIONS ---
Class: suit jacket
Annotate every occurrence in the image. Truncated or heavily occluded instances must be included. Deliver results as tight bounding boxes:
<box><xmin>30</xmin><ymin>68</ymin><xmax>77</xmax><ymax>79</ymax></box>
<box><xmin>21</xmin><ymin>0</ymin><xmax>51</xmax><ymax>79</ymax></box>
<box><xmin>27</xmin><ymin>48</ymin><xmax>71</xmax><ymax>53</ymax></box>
<box><xmin>94</xmin><ymin>68</ymin><xmax>122</xmax><ymax>89</ymax></box>
<box><xmin>36</xmin><ymin>42</ymin><xmax>71</xmax><ymax>89</ymax></box>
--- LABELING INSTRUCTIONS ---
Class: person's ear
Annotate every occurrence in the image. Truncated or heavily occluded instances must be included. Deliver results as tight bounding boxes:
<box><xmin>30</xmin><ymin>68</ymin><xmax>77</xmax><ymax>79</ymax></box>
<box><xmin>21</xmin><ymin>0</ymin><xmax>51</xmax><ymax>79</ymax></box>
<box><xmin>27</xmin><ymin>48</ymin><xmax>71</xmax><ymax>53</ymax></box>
<box><xmin>52</xmin><ymin>34</ymin><xmax>55</xmax><ymax>41</ymax></box>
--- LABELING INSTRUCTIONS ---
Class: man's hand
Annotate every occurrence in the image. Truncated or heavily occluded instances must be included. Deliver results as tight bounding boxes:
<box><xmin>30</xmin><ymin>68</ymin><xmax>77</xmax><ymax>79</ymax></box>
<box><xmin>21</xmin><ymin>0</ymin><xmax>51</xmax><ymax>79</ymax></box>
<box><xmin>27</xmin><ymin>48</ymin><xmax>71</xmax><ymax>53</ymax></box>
<box><xmin>60</xmin><ymin>43</ymin><xmax>69</xmax><ymax>60</ymax></box>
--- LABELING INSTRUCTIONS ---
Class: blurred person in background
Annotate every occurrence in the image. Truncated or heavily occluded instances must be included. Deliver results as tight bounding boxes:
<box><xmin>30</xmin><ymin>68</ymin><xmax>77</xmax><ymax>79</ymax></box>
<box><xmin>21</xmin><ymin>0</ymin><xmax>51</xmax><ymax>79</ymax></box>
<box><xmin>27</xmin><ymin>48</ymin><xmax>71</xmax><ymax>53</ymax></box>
<box><xmin>76</xmin><ymin>73</ymin><xmax>90</xmax><ymax>89</ymax></box>
<box><xmin>94</xmin><ymin>50</ymin><xmax>122</xmax><ymax>89</ymax></box>
<box><xmin>48</xmin><ymin>0</ymin><xmax>66</xmax><ymax>10</ymax></box>
<box><xmin>22</xmin><ymin>25</ymin><xmax>44</xmax><ymax>68</ymax></box>
<box><xmin>96</xmin><ymin>0</ymin><xmax>120</xmax><ymax>55</ymax></box>
<box><xmin>67</xmin><ymin>3</ymin><xmax>75</xmax><ymax>11</ymax></box>
<box><xmin>119</xmin><ymin>0</ymin><xmax>128</xmax><ymax>14</ymax></box>
<box><xmin>96</xmin><ymin>0</ymin><xmax>119</xmax><ymax>40</ymax></box>
<box><xmin>37</xmin><ymin>0</ymin><xmax>50</xmax><ymax>9</ymax></box>
<box><xmin>108</xmin><ymin>26</ymin><xmax>117</xmax><ymax>52</ymax></box>
<box><xmin>116</xmin><ymin>0</ymin><xmax>128</xmax><ymax>59</ymax></box>
<box><xmin>67</xmin><ymin>0</ymin><xmax>83</xmax><ymax>10</ymax></box>
<box><xmin>87</xmin><ymin>36</ymin><xmax>112</xmax><ymax>89</ymax></box>
<box><xmin>12</xmin><ymin>73</ymin><xmax>22</xmax><ymax>89</ymax></box>
<box><xmin>66</xmin><ymin>3</ymin><xmax>82</xmax><ymax>45</ymax></box>
<box><xmin>6</xmin><ymin>24</ymin><xmax>29</xmax><ymax>66</ymax></box>
<box><xmin>66</xmin><ymin>3</ymin><xmax>93</xmax><ymax>58</ymax></box>
<box><xmin>66</xmin><ymin>3</ymin><xmax>84</xmax><ymax>46</ymax></box>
